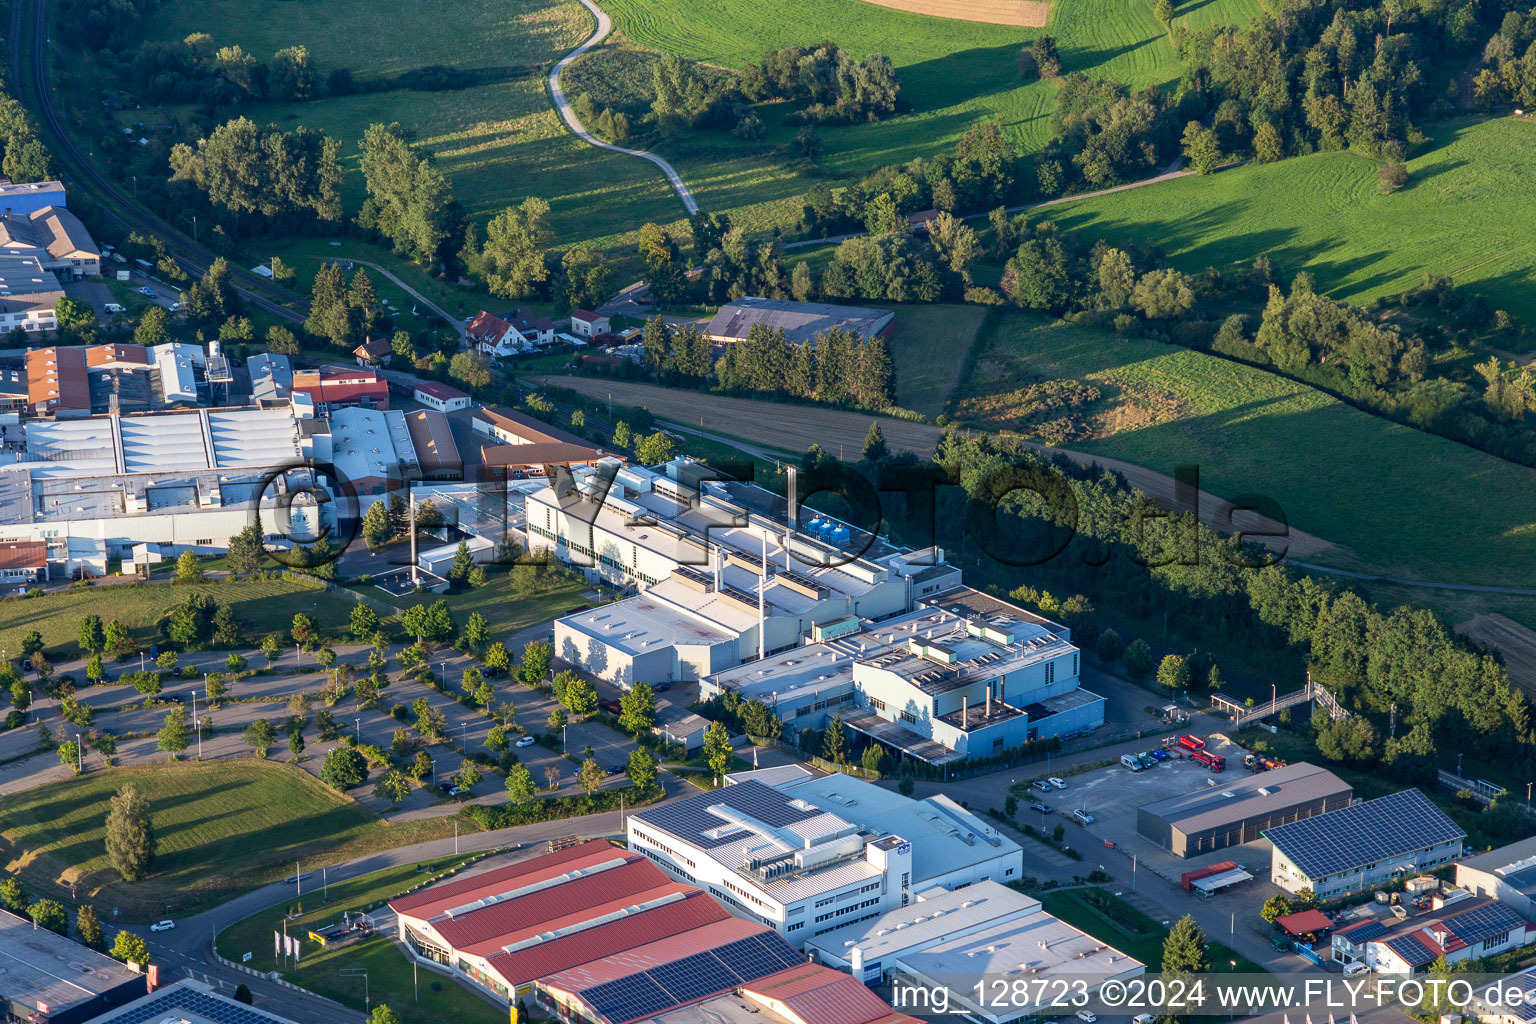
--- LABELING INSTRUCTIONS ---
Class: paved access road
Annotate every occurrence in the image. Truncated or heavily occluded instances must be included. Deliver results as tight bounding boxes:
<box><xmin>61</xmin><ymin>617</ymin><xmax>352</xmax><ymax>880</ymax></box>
<box><xmin>550</xmin><ymin>0</ymin><xmax>700</xmax><ymax>215</ymax></box>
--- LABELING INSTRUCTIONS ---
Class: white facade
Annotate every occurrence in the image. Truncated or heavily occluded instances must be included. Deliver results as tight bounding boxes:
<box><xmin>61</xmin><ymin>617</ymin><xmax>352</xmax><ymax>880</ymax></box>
<box><xmin>627</xmin><ymin>769</ymin><xmax>1023</xmax><ymax>949</ymax></box>
<box><xmin>1455</xmin><ymin>838</ymin><xmax>1536</xmax><ymax>922</ymax></box>
<box><xmin>414</xmin><ymin>386</ymin><xmax>470</xmax><ymax>412</ymax></box>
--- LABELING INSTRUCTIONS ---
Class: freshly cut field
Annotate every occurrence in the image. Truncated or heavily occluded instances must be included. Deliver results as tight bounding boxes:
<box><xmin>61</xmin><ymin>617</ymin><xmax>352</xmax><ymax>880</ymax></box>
<box><xmin>1457</xmin><ymin>614</ymin><xmax>1536</xmax><ymax>699</ymax></box>
<box><xmin>0</xmin><ymin>762</ymin><xmax>466</xmax><ymax>920</ymax></box>
<box><xmin>1035</xmin><ymin>118</ymin><xmax>1536</xmax><ymax>325</ymax></box>
<box><xmin>955</xmin><ymin>313</ymin><xmax>1536</xmax><ymax>586</ymax></box>
<box><xmin>884</xmin><ymin>303</ymin><xmax>991</xmax><ymax>418</ymax></box>
<box><xmin>857</xmin><ymin>0</ymin><xmax>1051</xmax><ymax>27</ymax></box>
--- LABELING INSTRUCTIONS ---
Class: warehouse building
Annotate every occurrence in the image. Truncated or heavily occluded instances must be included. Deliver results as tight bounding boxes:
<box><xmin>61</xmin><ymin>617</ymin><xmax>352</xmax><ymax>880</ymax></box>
<box><xmin>387</xmin><ymin>838</ymin><xmax>900</xmax><ymax>1024</ymax></box>
<box><xmin>1455</xmin><ymin>835</ymin><xmax>1536</xmax><ymax>921</ymax></box>
<box><xmin>1264</xmin><ymin>789</ymin><xmax>1466</xmax><ymax>900</ymax></box>
<box><xmin>0</xmin><ymin>908</ymin><xmax>145</xmax><ymax>1024</ymax></box>
<box><xmin>1137</xmin><ymin>762</ymin><xmax>1353</xmax><ymax>858</ymax></box>
<box><xmin>705</xmin><ymin>298</ymin><xmax>894</xmax><ymax>346</ymax></box>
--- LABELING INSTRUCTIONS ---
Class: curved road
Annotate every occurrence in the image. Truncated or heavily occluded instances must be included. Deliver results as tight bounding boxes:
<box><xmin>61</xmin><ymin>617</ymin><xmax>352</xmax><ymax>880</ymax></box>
<box><xmin>144</xmin><ymin>774</ymin><xmax>692</xmax><ymax>1022</ymax></box>
<box><xmin>550</xmin><ymin>0</ymin><xmax>701</xmax><ymax>216</ymax></box>
<box><xmin>16</xmin><ymin>0</ymin><xmax>305</xmax><ymax>323</ymax></box>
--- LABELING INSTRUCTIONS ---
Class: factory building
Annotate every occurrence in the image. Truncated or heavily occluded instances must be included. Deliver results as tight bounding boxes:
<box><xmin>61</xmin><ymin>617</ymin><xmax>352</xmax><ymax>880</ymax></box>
<box><xmin>1136</xmin><ymin>762</ymin><xmax>1353</xmax><ymax>858</ymax></box>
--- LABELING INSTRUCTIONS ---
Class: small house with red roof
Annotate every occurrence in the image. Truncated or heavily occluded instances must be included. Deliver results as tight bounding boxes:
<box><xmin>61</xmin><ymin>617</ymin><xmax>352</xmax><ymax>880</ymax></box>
<box><xmin>569</xmin><ymin>309</ymin><xmax>610</xmax><ymax>339</ymax></box>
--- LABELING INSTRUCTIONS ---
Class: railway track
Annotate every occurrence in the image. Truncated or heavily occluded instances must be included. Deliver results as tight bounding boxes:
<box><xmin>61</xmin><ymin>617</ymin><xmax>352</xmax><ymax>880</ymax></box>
<box><xmin>11</xmin><ymin>0</ymin><xmax>306</xmax><ymax>323</ymax></box>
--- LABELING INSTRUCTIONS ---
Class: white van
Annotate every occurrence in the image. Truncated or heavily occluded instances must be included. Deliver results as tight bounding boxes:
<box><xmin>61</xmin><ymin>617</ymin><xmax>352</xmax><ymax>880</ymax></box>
<box><xmin>1120</xmin><ymin>753</ymin><xmax>1143</xmax><ymax>772</ymax></box>
<box><xmin>1342</xmin><ymin>962</ymin><xmax>1370</xmax><ymax>977</ymax></box>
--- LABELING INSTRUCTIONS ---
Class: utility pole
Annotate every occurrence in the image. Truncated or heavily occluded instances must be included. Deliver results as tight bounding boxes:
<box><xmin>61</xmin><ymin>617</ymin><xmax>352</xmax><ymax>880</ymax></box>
<box><xmin>191</xmin><ymin>690</ymin><xmax>201</xmax><ymax>761</ymax></box>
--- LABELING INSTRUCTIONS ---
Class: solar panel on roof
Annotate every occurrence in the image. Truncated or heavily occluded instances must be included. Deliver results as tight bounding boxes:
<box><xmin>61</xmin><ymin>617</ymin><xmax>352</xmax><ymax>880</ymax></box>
<box><xmin>1446</xmin><ymin>901</ymin><xmax>1522</xmax><ymax>943</ymax></box>
<box><xmin>100</xmin><ymin>990</ymin><xmax>282</xmax><ymax>1024</ymax></box>
<box><xmin>584</xmin><ymin>973</ymin><xmax>676</xmax><ymax>1024</ymax></box>
<box><xmin>1262</xmin><ymin>790</ymin><xmax>1463</xmax><ymax>879</ymax></box>
<box><xmin>635</xmin><ymin>780</ymin><xmax>822</xmax><ymax>849</ymax></box>
<box><xmin>649</xmin><ymin>951</ymin><xmax>743</xmax><ymax>1002</ymax></box>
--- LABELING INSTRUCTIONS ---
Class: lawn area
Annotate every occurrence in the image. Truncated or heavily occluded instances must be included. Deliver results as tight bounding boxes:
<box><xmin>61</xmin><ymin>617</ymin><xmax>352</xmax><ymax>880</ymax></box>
<box><xmin>1040</xmin><ymin>887</ymin><xmax>1266</xmax><ymax>972</ymax></box>
<box><xmin>1034</xmin><ymin>117</ymin><xmax>1536</xmax><ymax>326</ymax></box>
<box><xmin>0</xmin><ymin>578</ymin><xmax>360</xmax><ymax>661</ymax></box>
<box><xmin>0</xmin><ymin>761</ymin><xmax>470</xmax><ymax>920</ymax></box>
<box><xmin>952</xmin><ymin>310</ymin><xmax>1536</xmax><ymax>587</ymax></box>
<box><xmin>884</xmin><ymin>303</ymin><xmax>990</xmax><ymax>418</ymax></box>
<box><xmin>215</xmin><ymin>856</ymin><xmax>476</xmax><ymax>970</ymax></box>
<box><xmin>362</xmin><ymin>571</ymin><xmax>590</xmax><ymax>639</ymax></box>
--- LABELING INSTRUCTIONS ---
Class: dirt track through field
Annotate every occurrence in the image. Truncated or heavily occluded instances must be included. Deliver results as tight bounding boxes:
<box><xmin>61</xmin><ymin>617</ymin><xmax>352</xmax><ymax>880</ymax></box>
<box><xmin>856</xmin><ymin>0</ymin><xmax>1052</xmax><ymax>27</ymax></box>
<box><xmin>1458</xmin><ymin>613</ymin><xmax>1536</xmax><ymax>698</ymax></box>
<box><xmin>534</xmin><ymin>377</ymin><xmax>1338</xmax><ymax>561</ymax></box>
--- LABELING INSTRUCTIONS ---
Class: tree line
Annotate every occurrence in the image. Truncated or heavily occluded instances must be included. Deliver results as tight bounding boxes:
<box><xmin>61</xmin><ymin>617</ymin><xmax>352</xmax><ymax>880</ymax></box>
<box><xmin>912</xmin><ymin>429</ymin><xmax>1535</xmax><ymax>791</ymax></box>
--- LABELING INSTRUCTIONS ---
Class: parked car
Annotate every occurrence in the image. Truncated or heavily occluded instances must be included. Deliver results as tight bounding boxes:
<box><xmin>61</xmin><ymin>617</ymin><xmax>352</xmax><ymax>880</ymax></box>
<box><xmin>652</xmin><ymin>682</ymin><xmax>673</xmax><ymax>693</ymax></box>
<box><xmin>150</xmin><ymin>920</ymin><xmax>175</xmax><ymax>932</ymax></box>
<box><xmin>1028</xmin><ymin>801</ymin><xmax>1052</xmax><ymax>814</ymax></box>
<box><xmin>515</xmin><ymin>735</ymin><xmax>537</xmax><ymax>747</ymax></box>
<box><xmin>139</xmin><ymin>286</ymin><xmax>155</xmax><ymax>296</ymax></box>
<box><xmin>1076</xmin><ymin>1012</ymin><xmax>1097</xmax><ymax>1023</ymax></box>
<box><xmin>1032</xmin><ymin>780</ymin><xmax>1052</xmax><ymax>793</ymax></box>
<box><xmin>104</xmin><ymin>303</ymin><xmax>126</xmax><ymax>313</ymax></box>
<box><xmin>168</xmin><ymin>302</ymin><xmax>183</xmax><ymax>312</ymax></box>
<box><xmin>1048</xmin><ymin>777</ymin><xmax>1067</xmax><ymax>789</ymax></box>
<box><xmin>446</xmin><ymin>786</ymin><xmax>466</xmax><ymax>797</ymax></box>
<box><xmin>1135</xmin><ymin>1014</ymin><xmax>1158</xmax><ymax>1023</ymax></box>
<box><xmin>1072</xmin><ymin>808</ymin><xmax>1095</xmax><ymax>825</ymax></box>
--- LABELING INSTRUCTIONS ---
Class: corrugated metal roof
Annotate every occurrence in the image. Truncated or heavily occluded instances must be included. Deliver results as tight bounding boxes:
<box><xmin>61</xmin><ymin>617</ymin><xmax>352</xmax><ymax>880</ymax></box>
<box><xmin>391</xmin><ymin>839</ymin><xmax>621</xmax><ymax>916</ymax></box>
<box><xmin>486</xmin><ymin>890</ymin><xmax>730</xmax><ymax>987</ymax></box>
<box><xmin>743</xmin><ymin>964</ymin><xmax>899</xmax><ymax>1024</ymax></box>
<box><xmin>455</xmin><ymin>881</ymin><xmax>698</xmax><ymax>957</ymax></box>
<box><xmin>434</xmin><ymin>857</ymin><xmax>674</xmax><ymax>949</ymax></box>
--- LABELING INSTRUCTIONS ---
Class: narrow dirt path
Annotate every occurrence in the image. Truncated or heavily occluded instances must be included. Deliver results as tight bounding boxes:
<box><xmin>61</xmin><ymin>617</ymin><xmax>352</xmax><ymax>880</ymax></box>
<box><xmin>549</xmin><ymin>0</ymin><xmax>700</xmax><ymax>215</ymax></box>
<box><xmin>533</xmin><ymin>375</ymin><xmax>1339</xmax><ymax>560</ymax></box>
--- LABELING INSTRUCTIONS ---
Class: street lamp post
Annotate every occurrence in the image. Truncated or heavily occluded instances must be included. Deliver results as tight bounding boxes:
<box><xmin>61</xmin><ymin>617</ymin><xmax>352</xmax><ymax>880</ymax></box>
<box><xmin>340</xmin><ymin>968</ymin><xmax>369</xmax><ymax>1013</ymax></box>
<box><xmin>355</xmin><ymin>718</ymin><xmax>361</xmax><ymax>743</ymax></box>
<box><xmin>75</xmin><ymin>732</ymin><xmax>81</xmax><ymax>773</ymax></box>
<box><xmin>191</xmin><ymin>690</ymin><xmax>201</xmax><ymax>760</ymax></box>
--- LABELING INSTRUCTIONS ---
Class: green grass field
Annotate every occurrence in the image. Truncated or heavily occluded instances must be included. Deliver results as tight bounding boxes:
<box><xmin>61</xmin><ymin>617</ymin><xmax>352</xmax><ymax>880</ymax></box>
<box><xmin>0</xmin><ymin>578</ymin><xmax>359</xmax><ymax>661</ymax></box>
<box><xmin>359</xmin><ymin>571</ymin><xmax>590</xmax><ymax>638</ymax></box>
<box><xmin>134</xmin><ymin>0</ymin><xmax>690</xmax><ymax>253</ymax></box>
<box><xmin>884</xmin><ymin>303</ymin><xmax>991</xmax><ymax>418</ymax></box>
<box><xmin>0</xmin><ymin>761</ymin><xmax>467</xmax><ymax>919</ymax></box>
<box><xmin>597</xmin><ymin>0</ymin><xmax>1260</xmax><ymax>235</ymax></box>
<box><xmin>214</xmin><ymin>856</ymin><xmax>503</xmax><ymax>1024</ymax></box>
<box><xmin>954</xmin><ymin>311</ymin><xmax>1536</xmax><ymax>587</ymax></box>
<box><xmin>1034</xmin><ymin>117</ymin><xmax>1536</xmax><ymax>325</ymax></box>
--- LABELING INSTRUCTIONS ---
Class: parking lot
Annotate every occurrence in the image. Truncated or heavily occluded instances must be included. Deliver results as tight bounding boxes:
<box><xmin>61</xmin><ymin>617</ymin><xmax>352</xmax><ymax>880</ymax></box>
<box><xmin>1027</xmin><ymin>733</ymin><xmax>1282</xmax><ymax>886</ymax></box>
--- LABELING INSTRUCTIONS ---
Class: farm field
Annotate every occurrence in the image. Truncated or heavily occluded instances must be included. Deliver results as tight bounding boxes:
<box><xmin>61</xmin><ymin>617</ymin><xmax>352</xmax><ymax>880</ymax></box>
<box><xmin>0</xmin><ymin>761</ymin><xmax>467</xmax><ymax>920</ymax></box>
<box><xmin>0</xmin><ymin>577</ymin><xmax>360</xmax><ymax>661</ymax></box>
<box><xmin>568</xmin><ymin>0</ymin><xmax>1259</xmax><ymax>237</ymax></box>
<box><xmin>132</xmin><ymin>0</ymin><xmax>690</xmax><ymax>249</ymax></box>
<box><xmin>955</xmin><ymin>313</ymin><xmax>1536</xmax><ymax>587</ymax></box>
<box><xmin>1033</xmin><ymin>118</ymin><xmax>1536</xmax><ymax>325</ymax></box>
<box><xmin>884</xmin><ymin>303</ymin><xmax>991</xmax><ymax>418</ymax></box>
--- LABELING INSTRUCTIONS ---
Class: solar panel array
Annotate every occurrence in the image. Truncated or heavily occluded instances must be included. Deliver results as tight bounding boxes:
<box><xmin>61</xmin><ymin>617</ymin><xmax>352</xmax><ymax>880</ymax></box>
<box><xmin>1336</xmin><ymin>919</ymin><xmax>1388</xmax><ymax>943</ymax></box>
<box><xmin>581</xmin><ymin>932</ymin><xmax>803</xmax><ymax>1024</ymax></box>
<box><xmin>1262</xmin><ymin>790</ymin><xmax>1464</xmax><ymax>879</ymax></box>
<box><xmin>1384</xmin><ymin>934</ymin><xmax>1435</xmax><ymax>967</ymax></box>
<box><xmin>98</xmin><ymin>989</ymin><xmax>284</xmax><ymax>1024</ymax></box>
<box><xmin>635</xmin><ymin>780</ymin><xmax>825</xmax><ymax>850</ymax></box>
<box><xmin>1444</xmin><ymin>900</ymin><xmax>1523</xmax><ymax>944</ymax></box>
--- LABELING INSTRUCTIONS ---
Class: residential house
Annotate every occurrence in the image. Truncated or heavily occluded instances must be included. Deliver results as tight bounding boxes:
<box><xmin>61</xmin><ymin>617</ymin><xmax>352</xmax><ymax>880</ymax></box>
<box><xmin>353</xmin><ymin>336</ymin><xmax>393</xmax><ymax>368</ymax></box>
<box><xmin>468</xmin><ymin>308</ymin><xmax>556</xmax><ymax>358</ymax></box>
<box><xmin>413</xmin><ymin>381</ymin><xmax>470</xmax><ymax>413</ymax></box>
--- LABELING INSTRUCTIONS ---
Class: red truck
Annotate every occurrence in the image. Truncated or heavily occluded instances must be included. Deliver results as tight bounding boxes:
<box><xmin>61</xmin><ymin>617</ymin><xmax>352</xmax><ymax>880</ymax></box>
<box><xmin>1177</xmin><ymin>734</ymin><xmax>1206</xmax><ymax>753</ymax></box>
<box><xmin>1193</xmin><ymin>750</ymin><xmax>1226</xmax><ymax>771</ymax></box>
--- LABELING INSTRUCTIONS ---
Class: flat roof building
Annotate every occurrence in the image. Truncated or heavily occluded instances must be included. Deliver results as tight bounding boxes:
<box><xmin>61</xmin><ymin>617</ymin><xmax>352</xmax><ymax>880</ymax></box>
<box><xmin>1137</xmin><ymin>762</ymin><xmax>1353</xmax><ymax>858</ymax></box>
<box><xmin>628</xmin><ymin>769</ymin><xmax>1022</xmax><ymax>948</ymax></box>
<box><xmin>247</xmin><ymin>352</ymin><xmax>293</xmax><ymax>406</ymax></box>
<box><xmin>88</xmin><ymin>979</ymin><xmax>307</xmax><ymax>1024</ymax></box>
<box><xmin>0</xmin><ymin>179</ymin><xmax>67</xmax><ymax>216</ymax></box>
<box><xmin>0</xmin><ymin>908</ymin><xmax>145</xmax><ymax>1024</ymax></box>
<box><xmin>1265</xmin><ymin>789</ymin><xmax>1466</xmax><ymax>900</ymax></box>
<box><xmin>1455</xmin><ymin>835</ymin><xmax>1536</xmax><ymax>921</ymax></box>
<box><xmin>291</xmin><ymin>364</ymin><xmax>389</xmax><ymax>412</ymax></box>
<box><xmin>705</xmin><ymin>298</ymin><xmax>894</xmax><ymax>346</ymax></box>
